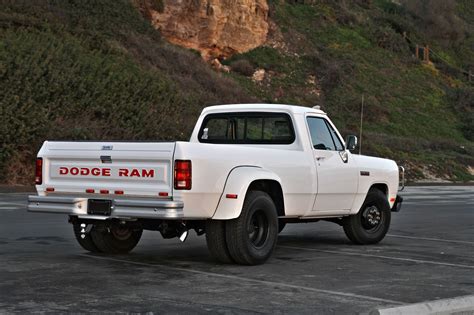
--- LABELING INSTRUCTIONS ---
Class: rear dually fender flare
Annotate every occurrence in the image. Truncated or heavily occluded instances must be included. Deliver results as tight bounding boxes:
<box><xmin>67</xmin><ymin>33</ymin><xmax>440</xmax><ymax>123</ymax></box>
<box><xmin>212</xmin><ymin>166</ymin><xmax>283</xmax><ymax>220</ymax></box>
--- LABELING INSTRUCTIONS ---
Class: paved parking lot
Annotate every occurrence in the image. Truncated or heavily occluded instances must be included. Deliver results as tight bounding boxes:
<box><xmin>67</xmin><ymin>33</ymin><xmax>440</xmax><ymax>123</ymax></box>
<box><xmin>0</xmin><ymin>186</ymin><xmax>473</xmax><ymax>313</ymax></box>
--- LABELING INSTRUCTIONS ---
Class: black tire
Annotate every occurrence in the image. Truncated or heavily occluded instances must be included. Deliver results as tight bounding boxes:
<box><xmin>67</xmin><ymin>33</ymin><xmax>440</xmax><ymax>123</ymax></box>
<box><xmin>278</xmin><ymin>220</ymin><xmax>286</xmax><ymax>234</ymax></box>
<box><xmin>205</xmin><ymin>220</ymin><xmax>234</xmax><ymax>263</ymax></box>
<box><xmin>73</xmin><ymin>223</ymin><xmax>101</xmax><ymax>253</ymax></box>
<box><xmin>90</xmin><ymin>225</ymin><xmax>143</xmax><ymax>254</ymax></box>
<box><xmin>225</xmin><ymin>191</ymin><xmax>278</xmax><ymax>265</ymax></box>
<box><xmin>343</xmin><ymin>189</ymin><xmax>391</xmax><ymax>244</ymax></box>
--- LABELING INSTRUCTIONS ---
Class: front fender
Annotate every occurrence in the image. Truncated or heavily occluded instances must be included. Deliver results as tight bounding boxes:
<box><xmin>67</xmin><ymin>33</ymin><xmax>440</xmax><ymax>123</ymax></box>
<box><xmin>211</xmin><ymin>166</ymin><xmax>282</xmax><ymax>220</ymax></box>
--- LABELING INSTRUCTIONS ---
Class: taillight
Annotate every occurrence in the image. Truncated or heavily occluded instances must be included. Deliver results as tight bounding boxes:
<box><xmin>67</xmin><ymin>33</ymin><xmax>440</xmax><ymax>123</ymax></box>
<box><xmin>174</xmin><ymin>160</ymin><xmax>192</xmax><ymax>190</ymax></box>
<box><xmin>35</xmin><ymin>158</ymin><xmax>43</xmax><ymax>185</ymax></box>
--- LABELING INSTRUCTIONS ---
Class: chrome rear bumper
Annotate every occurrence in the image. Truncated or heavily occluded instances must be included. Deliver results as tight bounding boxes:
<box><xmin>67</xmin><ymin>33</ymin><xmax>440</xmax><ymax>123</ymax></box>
<box><xmin>27</xmin><ymin>195</ymin><xmax>184</xmax><ymax>219</ymax></box>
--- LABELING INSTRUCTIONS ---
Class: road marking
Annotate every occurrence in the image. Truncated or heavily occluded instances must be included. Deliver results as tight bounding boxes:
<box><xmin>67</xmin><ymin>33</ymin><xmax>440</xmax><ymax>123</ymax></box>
<box><xmin>387</xmin><ymin>234</ymin><xmax>474</xmax><ymax>245</ymax></box>
<box><xmin>402</xmin><ymin>199</ymin><xmax>474</xmax><ymax>203</ymax></box>
<box><xmin>401</xmin><ymin>196</ymin><xmax>473</xmax><ymax>200</ymax></box>
<box><xmin>280</xmin><ymin>246</ymin><xmax>474</xmax><ymax>269</ymax></box>
<box><xmin>79</xmin><ymin>254</ymin><xmax>404</xmax><ymax>305</ymax></box>
<box><xmin>402</xmin><ymin>201</ymin><xmax>474</xmax><ymax>206</ymax></box>
<box><xmin>401</xmin><ymin>190</ymin><xmax>473</xmax><ymax>194</ymax></box>
<box><xmin>0</xmin><ymin>203</ymin><xmax>26</xmax><ymax>207</ymax></box>
<box><xmin>0</xmin><ymin>206</ymin><xmax>23</xmax><ymax>210</ymax></box>
<box><xmin>374</xmin><ymin>294</ymin><xmax>474</xmax><ymax>315</ymax></box>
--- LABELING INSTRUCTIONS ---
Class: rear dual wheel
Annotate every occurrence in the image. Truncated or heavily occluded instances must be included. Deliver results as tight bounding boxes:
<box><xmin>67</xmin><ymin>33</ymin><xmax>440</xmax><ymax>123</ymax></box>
<box><xmin>206</xmin><ymin>191</ymin><xmax>278</xmax><ymax>265</ymax></box>
<box><xmin>73</xmin><ymin>223</ymin><xmax>101</xmax><ymax>253</ymax></box>
<box><xmin>205</xmin><ymin>220</ymin><xmax>233</xmax><ymax>263</ymax></box>
<box><xmin>73</xmin><ymin>223</ymin><xmax>142</xmax><ymax>254</ymax></box>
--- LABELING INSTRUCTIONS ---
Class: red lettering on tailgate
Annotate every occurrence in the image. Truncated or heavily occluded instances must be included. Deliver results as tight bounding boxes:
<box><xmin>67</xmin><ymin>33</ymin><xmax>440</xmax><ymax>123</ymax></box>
<box><xmin>130</xmin><ymin>169</ymin><xmax>140</xmax><ymax>177</ymax></box>
<box><xmin>142</xmin><ymin>169</ymin><xmax>154</xmax><ymax>178</ymax></box>
<box><xmin>118</xmin><ymin>168</ymin><xmax>155</xmax><ymax>178</ymax></box>
<box><xmin>80</xmin><ymin>168</ymin><xmax>90</xmax><ymax>176</ymax></box>
<box><xmin>119</xmin><ymin>169</ymin><xmax>128</xmax><ymax>177</ymax></box>
<box><xmin>58</xmin><ymin>167</ymin><xmax>112</xmax><ymax>177</ymax></box>
<box><xmin>91</xmin><ymin>168</ymin><xmax>100</xmax><ymax>176</ymax></box>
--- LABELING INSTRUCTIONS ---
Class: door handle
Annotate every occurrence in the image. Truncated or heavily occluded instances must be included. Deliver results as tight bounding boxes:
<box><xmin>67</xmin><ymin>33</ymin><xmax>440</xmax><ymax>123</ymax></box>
<box><xmin>316</xmin><ymin>157</ymin><xmax>325</xmax><ymax>161</ymax></box>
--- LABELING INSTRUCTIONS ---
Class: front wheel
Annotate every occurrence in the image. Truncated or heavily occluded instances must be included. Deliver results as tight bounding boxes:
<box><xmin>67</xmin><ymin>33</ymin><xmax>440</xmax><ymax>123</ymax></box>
<box><xmin>90</xmin><ymin>225</ymin><xmax>143</xmax><ymax>254</ymax></box>
<box><xmin>225</xmin><ymin>191</ymin><xmax>278</xmax><ymax>265</ymax></box>
<box><xmin>343</xmin><ymin>189</ymin><xmax>391</xmax><ymax>245</ymax></box>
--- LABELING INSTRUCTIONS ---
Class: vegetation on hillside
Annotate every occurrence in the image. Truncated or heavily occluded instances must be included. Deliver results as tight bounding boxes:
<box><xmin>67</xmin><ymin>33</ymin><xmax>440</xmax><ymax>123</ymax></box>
<box><xmin>0</xmin><ymin>0</ymin><xmax>473</xmax><ymax>184</ymax></box>
<box><xmin>225</xmin><ymin>0</ymin><xmax>474</xmax><ymax>181</ymax></box>
<box><xmin>0</xmin><ymin>0</ymin><xmax>252</xmax><ymax>183</ymax></box>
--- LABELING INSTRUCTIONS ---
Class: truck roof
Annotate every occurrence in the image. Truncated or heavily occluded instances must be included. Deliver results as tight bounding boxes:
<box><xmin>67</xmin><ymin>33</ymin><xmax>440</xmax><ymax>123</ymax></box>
<box><xmin>202</xmin><ymin>104</ymin><xmax>326</xmax><ymax>115</ymax></box>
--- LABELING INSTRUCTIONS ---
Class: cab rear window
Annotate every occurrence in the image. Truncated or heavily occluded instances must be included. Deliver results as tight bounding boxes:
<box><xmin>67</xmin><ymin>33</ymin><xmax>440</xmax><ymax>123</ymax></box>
<box><xmin>198</xmin><ymin>112</ymin><xmax>295</xmax><ymax>144</ymax></box>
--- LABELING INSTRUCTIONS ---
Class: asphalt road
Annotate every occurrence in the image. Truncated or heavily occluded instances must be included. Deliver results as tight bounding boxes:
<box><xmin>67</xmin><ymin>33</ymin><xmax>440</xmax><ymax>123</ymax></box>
<box><xmin>0</xmin><ymin>186</ymin><xmax>473</xmax><ymax>314</ymax></box>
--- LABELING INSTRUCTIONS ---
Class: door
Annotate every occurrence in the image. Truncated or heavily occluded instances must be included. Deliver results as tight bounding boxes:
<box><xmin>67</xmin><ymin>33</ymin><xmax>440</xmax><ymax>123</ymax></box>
<box><xmin>306</xmin><ymin>116</ymin><xmax>358</xmax><ymax>212</ymax></box>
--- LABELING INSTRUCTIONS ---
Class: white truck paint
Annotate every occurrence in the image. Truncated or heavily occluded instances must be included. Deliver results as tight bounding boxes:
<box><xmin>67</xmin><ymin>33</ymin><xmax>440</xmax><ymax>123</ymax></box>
<box><xmin>28</xmin><ymin>104</ymin><xmax>403</xmax><ymax>265</ymax></box>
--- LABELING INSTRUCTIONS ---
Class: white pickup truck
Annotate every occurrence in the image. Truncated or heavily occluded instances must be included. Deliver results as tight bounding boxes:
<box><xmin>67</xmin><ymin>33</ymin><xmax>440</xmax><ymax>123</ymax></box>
<box><xmin>28</xmin><ymin>104</ymin><xmax>403</xmax><ymax>265</ymax></box>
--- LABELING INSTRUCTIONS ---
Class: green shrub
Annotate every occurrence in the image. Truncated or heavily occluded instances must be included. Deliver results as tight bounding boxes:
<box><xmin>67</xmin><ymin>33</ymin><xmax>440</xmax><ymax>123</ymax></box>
<box><xmin>400</xmin><ymin>0</ymin><xmax>466</xmax><ymax>46</ymax></box>
<box><xmin>230</xmin><ymin>59</ymin><xmax>255</xmax><ymax>76</ymax></box>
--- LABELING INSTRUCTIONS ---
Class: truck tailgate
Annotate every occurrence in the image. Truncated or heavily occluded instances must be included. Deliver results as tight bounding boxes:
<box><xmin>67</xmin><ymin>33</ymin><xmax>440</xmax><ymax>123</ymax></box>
<box><xmin>39</xmin><ymin>141</ymin><xmax>175</xmax><ymax>197</ymax></box>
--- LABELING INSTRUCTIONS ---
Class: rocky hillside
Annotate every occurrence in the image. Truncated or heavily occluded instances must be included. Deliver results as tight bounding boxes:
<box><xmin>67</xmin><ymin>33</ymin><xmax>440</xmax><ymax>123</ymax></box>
<box><xmin>1</xmin><ymin>0</ymin><xmax>473</xmax><ymax>184</ymax></box>
<box><xmin>136</xmin><ymin>0</ymin><xmax>269</xmax><ymax>60</ymax></box>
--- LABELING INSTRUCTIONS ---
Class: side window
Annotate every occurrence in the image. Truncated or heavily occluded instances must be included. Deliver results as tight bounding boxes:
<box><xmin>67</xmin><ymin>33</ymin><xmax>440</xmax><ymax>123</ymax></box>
<box><xmin>307</xmin><ymin>117</ymin><xmax>337</xmax><ymax>151</ymax></box>
<box><xmin>325</xmin><ymin>121</ymin><xmax>344</xmax><ymax>151</ymax></box>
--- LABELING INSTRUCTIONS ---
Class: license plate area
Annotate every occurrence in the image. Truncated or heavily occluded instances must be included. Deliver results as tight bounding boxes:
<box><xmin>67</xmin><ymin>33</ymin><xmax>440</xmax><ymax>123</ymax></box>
<box><xmin>87</xmin><ymin>199</ymin><xmax>112</xmax><ymax>215</ymax></box>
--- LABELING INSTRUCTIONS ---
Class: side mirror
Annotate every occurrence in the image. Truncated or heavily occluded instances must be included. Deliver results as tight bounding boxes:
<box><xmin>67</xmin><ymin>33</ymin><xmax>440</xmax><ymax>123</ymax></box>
<box><xmin>346</xmin><ymin>135</ymin><xmax>358</xmax><ymax>151</ymax></box>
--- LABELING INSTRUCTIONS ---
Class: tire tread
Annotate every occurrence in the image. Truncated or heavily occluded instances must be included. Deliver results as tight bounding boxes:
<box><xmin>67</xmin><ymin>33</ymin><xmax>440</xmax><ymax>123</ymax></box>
<box><xmin>205</xmin><ymin>220</ymin><xmax>234</xmax><ymax>263</ymax></box>
<box><xmin>225</xmin><ymin>191</ymin><xmax>278</xmax><ymax>265</ymax></box>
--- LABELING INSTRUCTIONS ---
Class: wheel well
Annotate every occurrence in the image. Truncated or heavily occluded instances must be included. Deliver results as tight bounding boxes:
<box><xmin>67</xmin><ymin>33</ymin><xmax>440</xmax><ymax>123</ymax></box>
<box><xmin>247</xmin><ymin>180</ymin><xmax>285</xmax><ymax>217</ymax></box>
<box><xmin>370</xmin><ymin>183</ymin><xmax>388</xmax><ymax>196</ymax></box>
